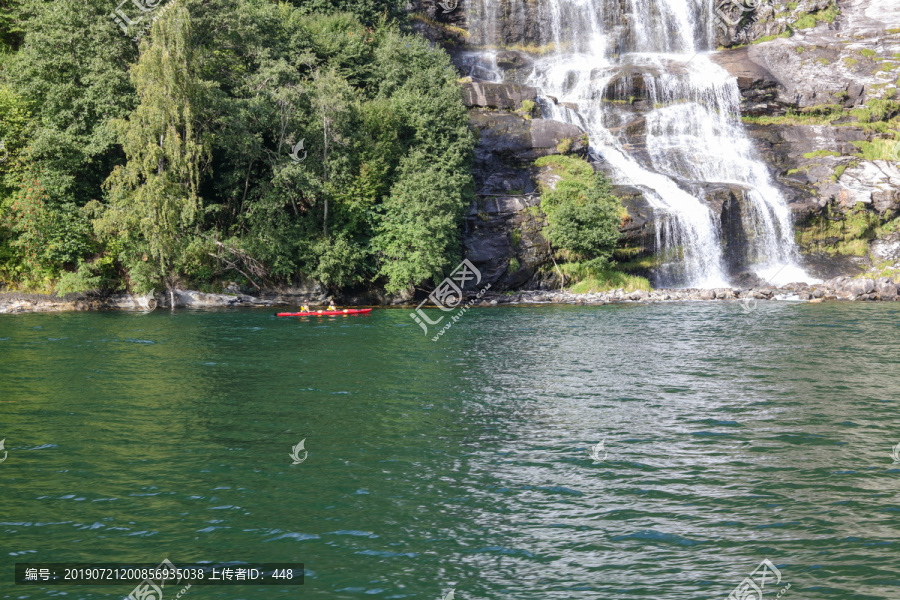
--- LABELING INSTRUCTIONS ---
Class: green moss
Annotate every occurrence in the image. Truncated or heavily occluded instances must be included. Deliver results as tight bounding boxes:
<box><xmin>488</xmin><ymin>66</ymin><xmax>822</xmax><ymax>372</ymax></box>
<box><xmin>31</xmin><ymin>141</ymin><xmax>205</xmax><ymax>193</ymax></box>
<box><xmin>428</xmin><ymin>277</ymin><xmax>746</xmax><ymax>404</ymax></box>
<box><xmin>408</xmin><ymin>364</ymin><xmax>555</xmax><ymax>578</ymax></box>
<box><xmin>722</xmin><ymin>30</ymin><xmax>792</xmax><ymax>51</ymax></box>
<box><xmin>795</xmin><ymin>203</ymin><xmax>885</xmax><ymax>256</ymax></box>
<box><xmin>511</xmin><ymin>228</ymin><xmax>522</xmax><ymax>248</ymax></box>
<box><xmin>867</xmin><ymin>99</ymin><xmax>900</xmax><ymax>121</ymax></box>
<box><xmin>744</xmin><ymin>106</ymin><xmax>842</xmax><ymax>126</ymax></box>
<box><xmin>803</xmin><ymin>149</ymin><xmax>841</xmax><ymax>158</ymax></box>
<box><xmin>792</xmin><ymin>3</ymin><xmax>840</xmax><ymax>29</ymax></box>
<box><xmin>561</xmin><ymin>262</ymin><xmax>652</xmax><ymax>293</ymax></box>
<box><xmin>615</xmin><ymin>254</ymin><xmax>660</xmax><ymax>272</ymax></box>
<box><xmin>534</xmin><ymin>155</ymin><xmax>595</xmax><ymax>187</ymax></box>
<box><xmin>860</xmin><ymin>49</ymin><xmax>878</xmax><ymax>59</ymax></box>
<box><xmin>744</xmin><ymin>100</ymin><xmax>900</xmax><ymax>131</ymax></box>
<box><xmin>818</xmin><ymin>57</ymin><xmax>830</xmax><ymax>65</ymax></box>
<box><xmin>409</xmin><ymin>14</ymin><xmax>470</xmax><ymax>39</ymax></box>
<box><xmin>507</xmin><ymin>257</ymin><xmax>520</xmax><ymax>273</ymax></box>
<box><xmin>556</xmin><ymin>137</ymin><xmax>573</xmax><ymax>155</ymax></box>
<box><xmin>754</xmin><ymin>31</ymin><xmax>792</xmax><ymax>44</ymax></box>
<box><xmin>844</xmin><ymin>57</ymin><xmax>859</xmax><ymax>67</ymax></box>
<box><xmin>480</xmin><ymin>41</ymin><xmax>560</xmax><ymax>55</ymax></box>
<box><xmin>851</xmin><ymin>138</ymin><xmax>900</xmax><ymax>160</ymax></box>
<box><xmin>851</xmin><ymin>108</ymin><xmax>872</xmax><ymax>123</ymax></box>
<box><xmin>862</xmin><ymin>260</ymin><xmax>900</xmax><ymax>280</ymax></box>
<box><xmin>517</xmin><ymin>99</ymin><xmax>536</xmax><ymax>120</ymax></box>
<box><xmin>831</xmin><ymin>164</ymin><xmax>847</xmax><ymax>181</ymax></box>
<box><xmin>793</xmin><ymin>14</ymin><xmax>818</xmax><ymax>29</ymax></box>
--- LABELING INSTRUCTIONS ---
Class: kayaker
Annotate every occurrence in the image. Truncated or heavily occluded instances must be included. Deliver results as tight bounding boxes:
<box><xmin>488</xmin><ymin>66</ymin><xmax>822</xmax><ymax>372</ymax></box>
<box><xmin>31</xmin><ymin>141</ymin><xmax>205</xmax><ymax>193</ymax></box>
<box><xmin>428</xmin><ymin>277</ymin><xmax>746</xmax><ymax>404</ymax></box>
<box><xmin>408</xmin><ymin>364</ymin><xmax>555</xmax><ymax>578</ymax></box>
<box><xmin>300</xmin><ymin>304</ymin><xmax>309</xmax><ymax>313</ymax></box>
<box><xmin>328</xmin><ymin>302</ymin><xmax>336</xmax><ymax>311</ymax></box>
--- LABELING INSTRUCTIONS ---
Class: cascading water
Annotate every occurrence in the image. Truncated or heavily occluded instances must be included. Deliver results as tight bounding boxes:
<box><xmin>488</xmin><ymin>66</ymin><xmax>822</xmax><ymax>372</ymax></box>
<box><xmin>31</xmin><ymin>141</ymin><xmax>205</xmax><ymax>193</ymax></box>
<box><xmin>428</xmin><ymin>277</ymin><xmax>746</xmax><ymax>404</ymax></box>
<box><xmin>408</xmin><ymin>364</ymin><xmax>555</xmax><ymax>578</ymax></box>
<box><xmin>467</xmin><ymin>0</ymin><xmax>816</xmax><ymax>288</ymax></box>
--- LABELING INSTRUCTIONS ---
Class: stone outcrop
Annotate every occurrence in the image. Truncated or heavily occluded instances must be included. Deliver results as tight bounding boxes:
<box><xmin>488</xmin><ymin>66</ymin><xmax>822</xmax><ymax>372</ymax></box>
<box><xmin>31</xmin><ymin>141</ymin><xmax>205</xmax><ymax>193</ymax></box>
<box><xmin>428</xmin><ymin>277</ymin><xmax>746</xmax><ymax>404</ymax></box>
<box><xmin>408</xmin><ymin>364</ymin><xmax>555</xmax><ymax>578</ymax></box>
<box><xmin>461</xmin><ymin>81</ymin><xmax>537</xmax><ymax>110</ymax></box>
<box><xmin>464</xmin><ymin>193</ymin><xmax>550</xmax><ymax>288</ymax></box>
<box><xmin>458</xmin><ymin>77</ymin><xmax>591</xmax><ymax>289</ymax></box>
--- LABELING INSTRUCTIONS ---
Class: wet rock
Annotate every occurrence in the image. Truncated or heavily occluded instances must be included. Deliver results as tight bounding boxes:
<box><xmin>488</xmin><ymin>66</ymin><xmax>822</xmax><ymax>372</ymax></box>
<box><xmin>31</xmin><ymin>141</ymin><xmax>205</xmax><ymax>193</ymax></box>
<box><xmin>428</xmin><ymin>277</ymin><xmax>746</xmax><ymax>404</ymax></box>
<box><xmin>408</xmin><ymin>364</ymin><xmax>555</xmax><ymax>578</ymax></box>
<box><xmin>530</xmin><ymin>119</ymin><xmax>584</xmax><ymax>151</ymax></box>
<box><xmin>871</xmin><ymin>232</ymin><xmax>900</xmax><ymax>262</ymax></box>
<box><xmin>463</xmin><ymin>193</ymin><xmax>550</xmax><ymax>290</ymax></box>
<box><xmin>875</xmin><ymin>278</ymin><xmax>899</xmax><ymax>299</ymax></box>
<box><xmin>845</xmin><ymin>278</ymin><xmax>876</xmax><ymax>296</ymax></box>
<box><xmin>461</xmin><ymin>82</ymin><xmax>538</xmax><ymax>110</ymax></box>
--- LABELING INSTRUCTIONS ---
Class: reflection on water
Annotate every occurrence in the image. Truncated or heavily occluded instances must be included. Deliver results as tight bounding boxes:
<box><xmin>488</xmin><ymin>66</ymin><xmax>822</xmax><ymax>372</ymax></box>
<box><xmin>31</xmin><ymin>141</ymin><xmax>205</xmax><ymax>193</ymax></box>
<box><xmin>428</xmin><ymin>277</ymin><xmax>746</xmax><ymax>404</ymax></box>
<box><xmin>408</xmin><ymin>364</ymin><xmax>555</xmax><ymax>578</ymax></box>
<box><xmin>1</xmin><ymin>303</ymin><xmax>899</xmax><ymax>599</ymax></box>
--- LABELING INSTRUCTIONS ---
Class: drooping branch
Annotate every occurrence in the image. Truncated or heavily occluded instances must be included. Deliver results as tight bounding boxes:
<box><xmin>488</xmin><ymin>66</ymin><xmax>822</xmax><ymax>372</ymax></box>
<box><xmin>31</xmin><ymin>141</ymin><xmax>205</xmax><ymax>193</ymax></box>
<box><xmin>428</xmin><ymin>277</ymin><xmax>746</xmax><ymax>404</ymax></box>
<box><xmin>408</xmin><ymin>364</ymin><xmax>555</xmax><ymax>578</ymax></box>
<box><xmin>208</xmin><ymin>241</ymin><xmax>268</xmax><ymax>290</ymax></box>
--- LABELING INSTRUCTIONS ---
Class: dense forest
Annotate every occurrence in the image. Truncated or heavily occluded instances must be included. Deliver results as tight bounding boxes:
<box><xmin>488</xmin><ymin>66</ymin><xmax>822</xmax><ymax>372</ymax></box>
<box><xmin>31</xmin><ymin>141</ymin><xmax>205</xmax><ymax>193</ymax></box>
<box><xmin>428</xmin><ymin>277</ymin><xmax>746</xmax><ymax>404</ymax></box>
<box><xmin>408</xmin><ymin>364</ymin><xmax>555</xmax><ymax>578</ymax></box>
<box><xmin>0</xmin><ymin>0</ymin><xmax>483</xmax><ymax>296</ymax></box>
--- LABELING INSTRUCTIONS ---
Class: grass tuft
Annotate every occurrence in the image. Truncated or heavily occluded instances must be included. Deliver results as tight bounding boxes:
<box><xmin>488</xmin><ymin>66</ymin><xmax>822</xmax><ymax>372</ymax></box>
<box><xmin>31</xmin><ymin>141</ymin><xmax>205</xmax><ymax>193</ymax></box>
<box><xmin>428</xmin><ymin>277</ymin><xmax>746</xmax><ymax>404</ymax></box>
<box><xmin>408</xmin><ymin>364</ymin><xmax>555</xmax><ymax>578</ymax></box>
<box><xmin>561</xmin><ymin>262</ymin><xmax>652</xmax><ymax>293</ymax></box>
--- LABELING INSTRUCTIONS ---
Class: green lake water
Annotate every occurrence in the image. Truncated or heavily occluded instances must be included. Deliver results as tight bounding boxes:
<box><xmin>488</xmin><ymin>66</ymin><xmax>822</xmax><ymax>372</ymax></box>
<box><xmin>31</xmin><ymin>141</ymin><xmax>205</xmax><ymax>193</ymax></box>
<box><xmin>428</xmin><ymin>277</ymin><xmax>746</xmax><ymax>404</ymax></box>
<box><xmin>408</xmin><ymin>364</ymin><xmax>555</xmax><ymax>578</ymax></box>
<box><xmin>1</xmin><ymin>302</ymin><xmax>899</xmax><ymax>599</ymax></box>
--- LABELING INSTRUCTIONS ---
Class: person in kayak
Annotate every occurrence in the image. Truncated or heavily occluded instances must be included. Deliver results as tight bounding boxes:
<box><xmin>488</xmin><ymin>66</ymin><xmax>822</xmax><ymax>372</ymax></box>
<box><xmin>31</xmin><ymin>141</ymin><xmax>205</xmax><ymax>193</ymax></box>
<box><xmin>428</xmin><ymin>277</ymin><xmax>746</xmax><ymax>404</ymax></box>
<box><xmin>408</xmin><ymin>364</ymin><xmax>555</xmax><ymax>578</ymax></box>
<box><xmin>300</xmin><ymin>304</ymin><xmax>310</xmax><ymax>313</ymax></box>
<box><xmin>328</xmin><ymin>302</ymin><xmax>336</xmax><ymax>311</ymax></box>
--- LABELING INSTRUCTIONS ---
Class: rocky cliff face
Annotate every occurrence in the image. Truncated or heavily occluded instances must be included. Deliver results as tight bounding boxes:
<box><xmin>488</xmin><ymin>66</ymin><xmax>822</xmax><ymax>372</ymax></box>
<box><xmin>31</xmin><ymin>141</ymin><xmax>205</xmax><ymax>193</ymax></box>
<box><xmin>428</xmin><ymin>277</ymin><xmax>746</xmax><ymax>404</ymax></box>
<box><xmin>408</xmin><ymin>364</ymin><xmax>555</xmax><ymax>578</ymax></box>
<box><xmin>711</xmin><ymin>0</ymin><xmax>900</xmax><ymax>278</ymax></box>
<box><xmin>460</xmin><ymin>81</ymin><xmax>589</xmax><ymax>289</ymax></box>
<box><xmin>410</xmin><ymin>0</ymin><xmax>900</xmax><ymax>288</ymax></box>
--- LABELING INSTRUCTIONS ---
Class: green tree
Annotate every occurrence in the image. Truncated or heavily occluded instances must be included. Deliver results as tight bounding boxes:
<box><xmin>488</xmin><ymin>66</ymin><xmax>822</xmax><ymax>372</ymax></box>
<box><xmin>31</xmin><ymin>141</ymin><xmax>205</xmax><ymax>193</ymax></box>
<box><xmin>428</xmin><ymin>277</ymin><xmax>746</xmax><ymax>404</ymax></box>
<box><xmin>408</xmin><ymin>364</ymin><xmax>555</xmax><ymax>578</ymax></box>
<box><xmin>370</xmin><ymin>31</ymin><xmax>476</xmax><ymax>293</ymax></box>
<box><xmin>2</xmin><ymin>0</ymin><xmax>477</xmax><ymax>295</ymax></box>
<box><xmin>1</xmin><ymin>0</ymin><xmax>137</xmax><ymax>287</ymax></box>
<box><xmin>538</xmin><ymin>158</ymin><xmax>622</xmax><ymax>270</ymax></box>
<box><xmin>0</xmin><ymin>0</ymin><xmax>23</xmax><ymax>58</ymax></box>
<box><xmin>96</xmin><ymin>4</ymin><xmax>212</xmax><ymax>296</ymax></box>
<box><xmin>374</xmin><ymin>151</ymin><xmax>471</xmax><ymax>294</ymax></box>
<box><xmin>286</xmin><ymin>0</ymin><xmax>405</xmax><ymax>26</ymax></box>
<box><xmin>312</xmin><ymin>67</ymin><xmax>357</xmax><ymax>237</ymax></box>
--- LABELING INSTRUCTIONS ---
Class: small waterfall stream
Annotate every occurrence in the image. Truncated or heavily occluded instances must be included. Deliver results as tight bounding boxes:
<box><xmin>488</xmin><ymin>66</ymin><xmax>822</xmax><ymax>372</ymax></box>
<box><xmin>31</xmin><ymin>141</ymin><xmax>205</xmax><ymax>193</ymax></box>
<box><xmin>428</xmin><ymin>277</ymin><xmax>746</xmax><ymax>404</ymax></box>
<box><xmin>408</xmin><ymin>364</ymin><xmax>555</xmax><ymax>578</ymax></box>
<box><xmin>466</xmin><ymin>0</ymin><xmax>815</xmax><ymax>287</ymax></box>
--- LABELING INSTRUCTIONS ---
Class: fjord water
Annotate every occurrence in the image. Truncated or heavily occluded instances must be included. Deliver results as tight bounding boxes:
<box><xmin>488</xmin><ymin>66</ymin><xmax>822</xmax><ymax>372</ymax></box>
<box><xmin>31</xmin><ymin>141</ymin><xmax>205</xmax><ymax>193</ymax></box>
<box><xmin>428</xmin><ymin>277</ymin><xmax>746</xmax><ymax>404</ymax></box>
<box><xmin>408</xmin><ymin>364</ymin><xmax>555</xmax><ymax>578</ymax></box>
<box><xmin>469</xmin><ymin>0</ymin><xmax>812</xmax><ymax>287</ymax></box>
<box><xmin>2</xmin><ymin>306</ymin><xmax>900</xmax><ymax>599</ymax></box>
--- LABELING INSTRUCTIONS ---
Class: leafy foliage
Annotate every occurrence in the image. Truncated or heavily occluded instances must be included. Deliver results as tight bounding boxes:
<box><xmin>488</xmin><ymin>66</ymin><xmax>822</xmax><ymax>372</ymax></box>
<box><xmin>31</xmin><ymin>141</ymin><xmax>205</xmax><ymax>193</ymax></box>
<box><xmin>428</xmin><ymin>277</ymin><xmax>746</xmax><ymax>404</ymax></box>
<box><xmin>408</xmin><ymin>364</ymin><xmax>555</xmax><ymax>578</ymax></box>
<box><xmin>0</xmin><ymin>0</ymin><xmax>475</xmax><ymax>293</ymax></box>
<box><xmin>96</xmin><ymin>3</ymin><xmax>211</xmax><ymax>293</ymax></box>
<box><xmin>535</xmin><ymin>155</ymin><xmax>622</xmax><ymax>270</ymax></box>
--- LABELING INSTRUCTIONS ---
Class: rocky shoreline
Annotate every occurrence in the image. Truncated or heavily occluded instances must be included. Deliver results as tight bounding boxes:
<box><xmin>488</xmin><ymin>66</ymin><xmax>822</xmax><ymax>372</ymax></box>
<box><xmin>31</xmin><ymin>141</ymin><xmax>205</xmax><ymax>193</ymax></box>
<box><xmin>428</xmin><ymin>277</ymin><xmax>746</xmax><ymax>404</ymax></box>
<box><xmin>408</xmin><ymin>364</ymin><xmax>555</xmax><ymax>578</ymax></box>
<box><xmin>0</xmin><ymin>289</ymin><xmax>281</xmax><ymax>314</ymax></box>
<box><xmin>2</xmin><ymin>275</ymin><xmax>898</xmax><ymax>314</ymax></box>
<box><xmin>474</xmin><ymin>275</ymin><xmax>899</xmax><ymax>305</ymax></box>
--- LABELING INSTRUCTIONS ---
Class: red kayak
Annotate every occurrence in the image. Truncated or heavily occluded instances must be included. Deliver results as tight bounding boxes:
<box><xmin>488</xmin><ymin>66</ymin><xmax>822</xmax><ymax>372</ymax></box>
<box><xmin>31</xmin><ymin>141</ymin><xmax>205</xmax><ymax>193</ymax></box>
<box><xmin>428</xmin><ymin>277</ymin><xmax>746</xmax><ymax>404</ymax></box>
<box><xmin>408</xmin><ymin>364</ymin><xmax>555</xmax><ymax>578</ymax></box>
<box><xmin>277</xmin><ymin>308</ymin><xmax>372</xmax><ymax>317</ymax></box>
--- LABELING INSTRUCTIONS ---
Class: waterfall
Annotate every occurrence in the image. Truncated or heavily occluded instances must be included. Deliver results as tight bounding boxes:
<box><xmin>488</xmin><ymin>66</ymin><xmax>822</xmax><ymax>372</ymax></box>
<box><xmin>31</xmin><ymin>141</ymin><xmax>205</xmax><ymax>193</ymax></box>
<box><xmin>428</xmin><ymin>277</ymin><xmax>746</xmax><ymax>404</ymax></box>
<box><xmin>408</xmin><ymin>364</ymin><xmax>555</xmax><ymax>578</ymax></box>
<box><xmin>467</xmin><ymin>0</ymin><xmax>816</xmax><ymax>288</ymax></box>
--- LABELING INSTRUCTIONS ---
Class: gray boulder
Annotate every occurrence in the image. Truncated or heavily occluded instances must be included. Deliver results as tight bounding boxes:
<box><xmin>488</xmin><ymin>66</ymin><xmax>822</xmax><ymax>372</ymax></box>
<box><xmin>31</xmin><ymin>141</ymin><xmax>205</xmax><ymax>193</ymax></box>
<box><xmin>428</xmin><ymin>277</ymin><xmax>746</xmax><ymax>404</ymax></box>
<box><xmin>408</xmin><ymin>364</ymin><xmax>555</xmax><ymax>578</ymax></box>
<box><xmin>461</xmin><ymin>82</ymin><xmax>537</xmax><ymax>110</ymax></box>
